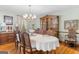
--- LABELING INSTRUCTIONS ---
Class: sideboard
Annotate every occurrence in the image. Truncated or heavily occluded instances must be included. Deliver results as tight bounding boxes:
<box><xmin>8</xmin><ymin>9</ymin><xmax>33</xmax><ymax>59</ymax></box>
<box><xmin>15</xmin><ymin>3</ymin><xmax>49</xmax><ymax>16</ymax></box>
<box><xmin>0</xmin><ymin>32</ymin><xmax>15</xmax><ymax>44</ymax></box>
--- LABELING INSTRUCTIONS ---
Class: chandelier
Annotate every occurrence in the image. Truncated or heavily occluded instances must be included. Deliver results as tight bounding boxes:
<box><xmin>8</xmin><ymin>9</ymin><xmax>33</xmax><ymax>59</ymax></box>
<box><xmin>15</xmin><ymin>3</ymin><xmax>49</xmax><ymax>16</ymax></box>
<box><xmin>23</xmin><ymin>5</ymin><xmax>36</xmax><ymax>20</ymax></box>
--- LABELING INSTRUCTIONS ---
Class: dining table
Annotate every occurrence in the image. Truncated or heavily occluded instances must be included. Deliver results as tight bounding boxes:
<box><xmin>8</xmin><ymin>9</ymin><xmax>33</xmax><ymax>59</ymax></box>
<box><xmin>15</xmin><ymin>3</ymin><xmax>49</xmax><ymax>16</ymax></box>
<box><xmin>30</xmin><ymin>33</ymin><xmax>60</xmax><ymax>53</ymax></box>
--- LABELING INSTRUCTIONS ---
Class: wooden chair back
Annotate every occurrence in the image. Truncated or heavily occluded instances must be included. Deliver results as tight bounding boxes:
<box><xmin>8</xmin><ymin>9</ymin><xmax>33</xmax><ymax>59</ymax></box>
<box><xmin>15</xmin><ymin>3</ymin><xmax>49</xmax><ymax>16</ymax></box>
<box><xmin>22</xmin><ymin>32</ymin><xmax>32</xmax><ymax>53</ymax></box>
<box><xmin>68</xmin><ymin>27</ymin><xmax>76</xmax><ymax>41</ymax></box>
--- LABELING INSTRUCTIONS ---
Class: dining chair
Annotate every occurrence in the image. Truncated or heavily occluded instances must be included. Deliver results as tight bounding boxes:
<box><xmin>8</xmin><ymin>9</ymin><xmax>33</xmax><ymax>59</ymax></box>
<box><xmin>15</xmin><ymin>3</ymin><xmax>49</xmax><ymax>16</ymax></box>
<box><xmin>39</xmin><ymin>29</ymin><xmax>46</xmax><ymax>35</ymax></box>
<box><xmin>68</xmin><ymin>25</ymin><xmax>77</xmax><ymax>48</ymax></box>
<box><xmin>65</xmin><ymin>35</ymin><xmax>77</xmax><ymax>48</ymax></box>
<box><xmin>15</xmin><ymin>27</ymin><xmax>22</xmax><ymax>53</ymax></box>
<box><xmin>15</xmin><ymin>32</ymin><xmax>21</xmax><ymax>51</ymax></box>
<box><xmin>46</xmin><ymin>30</ymin><xmax>53</xmax><ymax>36</ymax></box>
<box><xmin>20</xmin><ymin>32</ymin><xmax>38</xmax><ymax>54</ymax></box>
<box><xmin>34</xmin><ymin>28</ymin><xmax>40</xmax><ymax>33</ymax></box>
<box><xmin>65</xmin><ymin>28</ymin><xmax>77</xmax><ymax>48</ymax></box>
<box><xmin>46</xmin><ymin>28</ymin><xmax>57</xmax><ymax>36</ymax></box>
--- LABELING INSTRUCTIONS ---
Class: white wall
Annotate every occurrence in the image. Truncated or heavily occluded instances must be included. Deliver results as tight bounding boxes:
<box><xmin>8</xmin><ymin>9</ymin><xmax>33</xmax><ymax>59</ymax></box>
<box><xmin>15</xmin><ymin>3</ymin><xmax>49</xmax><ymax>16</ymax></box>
<box><xmin>0</xmin><ymin>11</ymin><xmax>17</xmax><ymax>31</ymax></box>
<box><xmin>52</xmin><ymin>8</ymin><xmax>79</xmax><ymax>44</ymax></box>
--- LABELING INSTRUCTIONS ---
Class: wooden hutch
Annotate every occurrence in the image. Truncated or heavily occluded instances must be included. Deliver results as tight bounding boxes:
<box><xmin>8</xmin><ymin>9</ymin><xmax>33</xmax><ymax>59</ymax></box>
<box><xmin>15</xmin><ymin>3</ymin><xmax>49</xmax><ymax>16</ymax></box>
<box><xmin>40</xmin><ymin>15</ymin><xmax>59</xmax><ymax>37</ymax></box>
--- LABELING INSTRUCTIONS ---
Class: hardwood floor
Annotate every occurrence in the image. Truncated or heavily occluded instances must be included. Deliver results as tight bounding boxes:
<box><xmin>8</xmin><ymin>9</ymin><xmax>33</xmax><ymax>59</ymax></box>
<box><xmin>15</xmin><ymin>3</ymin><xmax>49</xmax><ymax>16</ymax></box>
<box><xmin>0</xmin><ymin>42</ymin><xmax>79</xmax><ymax>54</ymax></box>
<box><xmin>0</xmin><ymin>42</ymin><xmax>16</xmax><ymax>54</ymax></box>
<box><xmin>56</xmin><ymin>42</ymin><xmax>79</xmax><ymax>54</ymax></box>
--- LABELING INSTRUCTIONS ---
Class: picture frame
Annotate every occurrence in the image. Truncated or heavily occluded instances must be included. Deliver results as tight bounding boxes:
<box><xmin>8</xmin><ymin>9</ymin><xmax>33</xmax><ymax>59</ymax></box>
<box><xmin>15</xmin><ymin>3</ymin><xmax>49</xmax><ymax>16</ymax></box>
<box><xmin>64</xmin><ymin>20</ymin><xmax>79</xmax><ymax>30</ymax></box>
<box><xmin>4</xmin><ymin>15</ymin><xmax>13</xmax><ymax>25</ymax></box>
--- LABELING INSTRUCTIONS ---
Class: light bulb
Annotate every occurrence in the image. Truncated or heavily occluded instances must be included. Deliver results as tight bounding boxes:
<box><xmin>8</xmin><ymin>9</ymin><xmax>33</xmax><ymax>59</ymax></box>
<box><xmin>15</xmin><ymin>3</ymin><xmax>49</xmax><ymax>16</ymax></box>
<box><xmin>33</xmin><ymin>15</ymin><xmax>36</xmax><ymax>19</ymax></box>
<box><xmin>23</xmin><ymin>14</ymin><xmax>28</xmax><ymax>18</ymax></box>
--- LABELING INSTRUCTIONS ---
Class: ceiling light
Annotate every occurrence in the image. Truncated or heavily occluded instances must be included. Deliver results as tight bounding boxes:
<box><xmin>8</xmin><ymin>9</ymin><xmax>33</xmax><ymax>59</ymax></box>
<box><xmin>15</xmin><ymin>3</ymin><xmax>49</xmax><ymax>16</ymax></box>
<box><xmin>23</xmin><ymin>5</ymin><xmax>36</xmax><ymax>20</ymax></box>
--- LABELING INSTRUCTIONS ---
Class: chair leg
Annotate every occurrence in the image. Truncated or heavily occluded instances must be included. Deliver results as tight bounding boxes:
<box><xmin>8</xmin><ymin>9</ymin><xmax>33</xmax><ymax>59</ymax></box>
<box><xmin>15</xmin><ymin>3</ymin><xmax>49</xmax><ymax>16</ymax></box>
<box><xmin>15</xmin><ymin>42</ymin><xmax>18</xmax><ymax>52</ymax></box>
<box><xmin>23</xmin><ymin>47</ymin><xmax>25</xmax><ymax>54</ymax></box>
<box><xmin>74</xmin><ymin>43</ymin><xmax>76</xmax><ymax>48</ymax></box>
<box><xmin>19</xmin><ymin>46</ymin><xmax>21</xmax><ymax>53</ymax></box>
<box><xmin>17</xmin><ymin>44</ymin><xmax>18</xmax><ymax>50</ymax></box>
<box><xmin>15</xmin><ymin>41</ymin><xmax>19</xmax><ymax>50</ymax></box>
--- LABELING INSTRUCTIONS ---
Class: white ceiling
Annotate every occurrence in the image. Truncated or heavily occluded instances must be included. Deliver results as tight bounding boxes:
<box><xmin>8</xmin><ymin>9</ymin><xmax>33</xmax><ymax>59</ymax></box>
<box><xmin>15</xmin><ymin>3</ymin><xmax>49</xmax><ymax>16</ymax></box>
<box><xmin>0</xmin><ymin>5</ymin><xmax>78</xmax><ymax>17</ymax></box>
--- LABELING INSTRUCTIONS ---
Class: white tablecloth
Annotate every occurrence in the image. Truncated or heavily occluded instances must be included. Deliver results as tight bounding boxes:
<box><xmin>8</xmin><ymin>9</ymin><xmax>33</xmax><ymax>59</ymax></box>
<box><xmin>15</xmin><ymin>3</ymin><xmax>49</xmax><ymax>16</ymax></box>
<box><xmin>30</xmin><ymin>33</ymin><xmax>60</xmax><ymax>51</ymax></box>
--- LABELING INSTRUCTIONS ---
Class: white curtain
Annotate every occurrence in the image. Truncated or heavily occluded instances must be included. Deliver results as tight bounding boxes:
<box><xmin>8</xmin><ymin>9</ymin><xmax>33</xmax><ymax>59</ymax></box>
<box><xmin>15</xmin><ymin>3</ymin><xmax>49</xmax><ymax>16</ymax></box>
<box><xmin>16</xmin><ymin>15</ymin><xmax>28</xmax><ymax>31</ymax></box>
<box><xmin>16</xmin><ymin>15</ymin><xmax>36</xmax><ymax>32</ymax></box>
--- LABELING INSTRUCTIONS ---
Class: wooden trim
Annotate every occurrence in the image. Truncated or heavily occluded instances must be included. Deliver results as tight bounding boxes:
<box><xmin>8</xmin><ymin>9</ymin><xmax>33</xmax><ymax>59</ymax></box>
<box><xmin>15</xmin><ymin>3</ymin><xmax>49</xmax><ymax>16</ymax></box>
<box><xmin>59</xmin><ymin>31</ymin><xmax>79</xmax><ymax>34</ymax></box>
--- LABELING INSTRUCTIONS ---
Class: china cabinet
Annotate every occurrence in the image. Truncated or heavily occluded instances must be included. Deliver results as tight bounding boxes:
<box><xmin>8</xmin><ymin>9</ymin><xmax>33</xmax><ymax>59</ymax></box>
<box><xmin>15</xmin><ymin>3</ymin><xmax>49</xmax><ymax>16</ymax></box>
<box><xmin>40</xmin><ymin>15</ymin><xmax>59</xmax><ymax>37</ymax></box>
